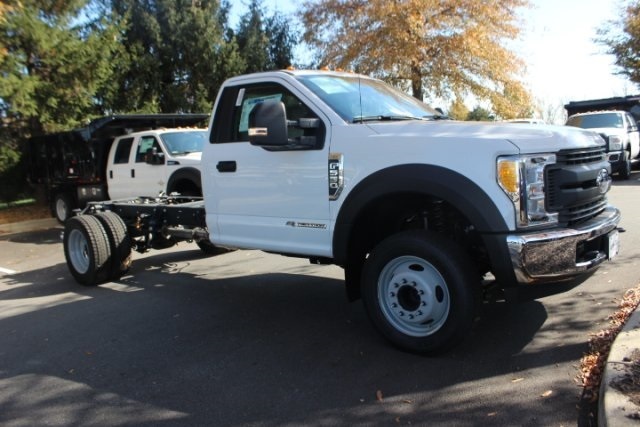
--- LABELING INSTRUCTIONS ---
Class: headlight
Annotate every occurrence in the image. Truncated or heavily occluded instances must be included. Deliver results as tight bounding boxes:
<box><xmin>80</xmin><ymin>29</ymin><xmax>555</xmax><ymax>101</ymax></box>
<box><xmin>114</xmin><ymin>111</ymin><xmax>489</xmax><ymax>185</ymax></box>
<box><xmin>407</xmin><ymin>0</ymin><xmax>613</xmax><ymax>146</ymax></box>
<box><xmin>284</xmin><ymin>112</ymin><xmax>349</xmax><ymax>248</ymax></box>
<box><xmin>608</xmin><ymin>135</ymin><xmax>623</xmax><ymax>151</ymax></box>
<box><xmin>497</xmin><ymin>154</ymin><xmax>558</xmax><ymax>228</ymax></box>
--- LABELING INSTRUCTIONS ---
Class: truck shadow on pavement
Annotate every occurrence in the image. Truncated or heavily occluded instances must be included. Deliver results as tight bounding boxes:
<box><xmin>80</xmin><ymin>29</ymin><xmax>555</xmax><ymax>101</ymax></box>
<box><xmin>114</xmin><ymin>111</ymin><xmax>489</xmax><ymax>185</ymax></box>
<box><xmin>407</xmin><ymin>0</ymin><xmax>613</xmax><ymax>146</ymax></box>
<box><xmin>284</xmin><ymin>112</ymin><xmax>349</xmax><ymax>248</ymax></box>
<box><xmin>0</xmin><ymin>246</ymin><xmax>605</xmax><ymax>426</ymax></box>
<box><xmin>0</xmin><ymin>227</ymin><xmax>63</xmax><ymax>245</ymax></box>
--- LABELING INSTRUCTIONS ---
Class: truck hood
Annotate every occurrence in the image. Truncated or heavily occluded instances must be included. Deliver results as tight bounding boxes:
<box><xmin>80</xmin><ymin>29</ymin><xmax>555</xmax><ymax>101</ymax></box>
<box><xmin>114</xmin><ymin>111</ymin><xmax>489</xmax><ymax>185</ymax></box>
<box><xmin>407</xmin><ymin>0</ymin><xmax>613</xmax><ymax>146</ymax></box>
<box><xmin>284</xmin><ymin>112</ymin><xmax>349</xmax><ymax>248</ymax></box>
<box><xmin>170</xmin><ymin>152</ymin><xmax>202</xmax><ymax>164</ymax></box>
<box><xmin>577</xmin><ymin>127</ymin><xmax>626</xmax><ymax>137</ymax></box>
<box><xmin>365</xmin><ymin>121</ymin><xmax>605</xmax><ymax>153</ymax></box>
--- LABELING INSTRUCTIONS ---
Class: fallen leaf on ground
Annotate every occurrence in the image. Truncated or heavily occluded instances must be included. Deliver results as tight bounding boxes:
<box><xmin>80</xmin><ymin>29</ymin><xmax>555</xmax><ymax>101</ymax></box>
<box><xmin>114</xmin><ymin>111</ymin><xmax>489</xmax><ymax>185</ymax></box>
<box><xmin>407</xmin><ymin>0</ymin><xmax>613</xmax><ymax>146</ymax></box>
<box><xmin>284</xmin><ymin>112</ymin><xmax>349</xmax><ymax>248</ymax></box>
<box><xmin>376</xmin><ymin>390</ymin><xmax>383</xmax><ymax>402</ymax></box>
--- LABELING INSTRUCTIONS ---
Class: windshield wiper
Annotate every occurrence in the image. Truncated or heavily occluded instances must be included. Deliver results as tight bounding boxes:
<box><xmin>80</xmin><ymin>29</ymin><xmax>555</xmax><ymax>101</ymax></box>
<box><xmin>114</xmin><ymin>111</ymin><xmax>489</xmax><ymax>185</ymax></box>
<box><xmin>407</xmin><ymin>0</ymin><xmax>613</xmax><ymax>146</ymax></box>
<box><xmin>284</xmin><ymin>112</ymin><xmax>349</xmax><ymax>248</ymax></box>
<box><xmin>352</xmin><ymin>115</ymin><xmax>425</xmax><ymax>123</ymax></box>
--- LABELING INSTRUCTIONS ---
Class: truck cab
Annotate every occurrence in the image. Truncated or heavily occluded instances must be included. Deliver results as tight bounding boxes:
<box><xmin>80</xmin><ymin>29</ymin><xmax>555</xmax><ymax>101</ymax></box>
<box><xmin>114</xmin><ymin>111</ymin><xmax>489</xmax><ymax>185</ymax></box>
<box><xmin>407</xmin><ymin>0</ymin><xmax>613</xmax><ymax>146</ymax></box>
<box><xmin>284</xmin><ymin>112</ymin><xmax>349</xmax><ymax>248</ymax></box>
<box><xmin>566</xmin><ymin>110</ymin><xmax>640</xmax><ymax>179</ymax></box>
<box><xmin>107</xmin><ymin>128</ymin><xmax>207</xmax><ymax>200</ymax></box>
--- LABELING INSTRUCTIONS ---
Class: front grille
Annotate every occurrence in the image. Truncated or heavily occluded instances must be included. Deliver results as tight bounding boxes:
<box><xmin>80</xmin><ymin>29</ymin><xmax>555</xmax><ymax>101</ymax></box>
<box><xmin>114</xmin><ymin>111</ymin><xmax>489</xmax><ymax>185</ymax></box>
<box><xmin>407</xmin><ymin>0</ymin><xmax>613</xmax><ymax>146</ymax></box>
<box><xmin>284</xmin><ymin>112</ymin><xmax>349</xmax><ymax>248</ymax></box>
<box><xmin>546</xmin><ymin>147</ymin><xmax>608</xmax><ymax>225</ymax></box>
<box><xmin>555</xmin><ymin>146</ymin><xmax>606</xmax><ymax>164</ymax></box>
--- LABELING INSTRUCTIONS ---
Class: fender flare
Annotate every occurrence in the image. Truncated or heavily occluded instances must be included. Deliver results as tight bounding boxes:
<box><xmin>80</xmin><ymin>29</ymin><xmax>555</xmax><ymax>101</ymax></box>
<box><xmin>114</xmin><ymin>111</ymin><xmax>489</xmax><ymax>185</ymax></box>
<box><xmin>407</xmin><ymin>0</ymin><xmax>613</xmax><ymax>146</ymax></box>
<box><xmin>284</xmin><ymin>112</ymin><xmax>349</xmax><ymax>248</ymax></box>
<box><xmin>166</xmin><ymin>167</ymin><xmax>202</xmax><ymax>194</ymax></box>
<box><xmin>332</xmin><ymin>164</ymin><xmax>511</xmax><ymax>277</ymax></box>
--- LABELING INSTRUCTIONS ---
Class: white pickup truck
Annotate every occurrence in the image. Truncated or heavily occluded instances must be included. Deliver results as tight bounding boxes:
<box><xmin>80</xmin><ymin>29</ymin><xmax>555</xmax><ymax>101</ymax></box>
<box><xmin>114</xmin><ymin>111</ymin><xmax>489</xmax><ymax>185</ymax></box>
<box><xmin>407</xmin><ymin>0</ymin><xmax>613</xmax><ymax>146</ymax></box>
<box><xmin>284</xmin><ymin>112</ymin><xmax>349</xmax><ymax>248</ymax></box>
<box><xmin>62</xmin><ymin>70</ymin><xmax>621</xmax><ymax>354</ymax></box>
<box><xmin>106</xmin><ymin>128</ymin><xmax>207</xmax><ymax>200</ymax></box>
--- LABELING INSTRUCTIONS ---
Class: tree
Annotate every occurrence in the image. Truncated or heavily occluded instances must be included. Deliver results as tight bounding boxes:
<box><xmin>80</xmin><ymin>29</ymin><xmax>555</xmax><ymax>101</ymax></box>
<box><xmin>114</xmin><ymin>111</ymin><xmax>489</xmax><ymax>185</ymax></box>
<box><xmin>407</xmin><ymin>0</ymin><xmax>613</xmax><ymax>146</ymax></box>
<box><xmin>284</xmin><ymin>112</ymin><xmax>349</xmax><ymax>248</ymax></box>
<box><xmin>467</xmin><ymin>106</ymin><xmax>494</xmax><ymax>122</ymax></box>
<box><xmin>107</xmin><ymin>0</ymin><xmax>243</xmax><ymax>113</ymax></box>
<box><xmin>300</xmin><ymin>0</ymin><xmax>533</xmax><ymax>115</ymax></box>
<box><xmin>0</xmin><ymin>0</ymin><xmax>123</xmax><ymax>134</ymax></box>
<box><xmin>234</xmin><ymin>0</ymin><xmax>298</xmax><ymax>73</ymax></box>
<box><xmin>448</xmin><ymin>98</ymin><xmax>469</xmax><ymax>121</ymax></box>
<box><xmin>597</xmin><ymin>1</ymin><xmax>640</xmax><ymax>86</ymax></box>
<box><xmin>0</xmin><ymin>0</ymin><xmax>123</xmax><ymax>201</ymax></box>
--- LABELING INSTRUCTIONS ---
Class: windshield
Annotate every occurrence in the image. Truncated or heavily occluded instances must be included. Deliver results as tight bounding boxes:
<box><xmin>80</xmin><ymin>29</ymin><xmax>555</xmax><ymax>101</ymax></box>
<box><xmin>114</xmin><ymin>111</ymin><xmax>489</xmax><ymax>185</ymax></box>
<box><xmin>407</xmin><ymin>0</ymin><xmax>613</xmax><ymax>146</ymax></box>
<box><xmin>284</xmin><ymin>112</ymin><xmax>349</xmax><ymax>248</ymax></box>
<box><xmin>297</xmin><ymin>74</ymin><xmax>441</xmax><ymax>123</ymax></box>
<box><xmin>566</xmin><ymin>113</ymin><xmax>623</xmax><ymax>129</ymax></box>
<box><xmin>160</xmin><ymin>130</ymin><xmax>207</xmax><ymax>154</ymax></box>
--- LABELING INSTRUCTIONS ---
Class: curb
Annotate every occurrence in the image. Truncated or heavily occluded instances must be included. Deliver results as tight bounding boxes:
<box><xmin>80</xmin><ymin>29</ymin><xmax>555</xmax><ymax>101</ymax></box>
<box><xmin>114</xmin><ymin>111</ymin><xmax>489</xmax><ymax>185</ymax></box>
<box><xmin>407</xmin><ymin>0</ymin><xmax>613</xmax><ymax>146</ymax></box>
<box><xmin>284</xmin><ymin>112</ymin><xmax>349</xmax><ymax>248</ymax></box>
<box><xmin>599</xmin><ymin>307</ymin><xmax>640</xmax><ymax>426</ymax></box>
<box><xmin>0</xmin><ymin>217</ymin><xmax>59</xmax><ymax>236</ymax></box>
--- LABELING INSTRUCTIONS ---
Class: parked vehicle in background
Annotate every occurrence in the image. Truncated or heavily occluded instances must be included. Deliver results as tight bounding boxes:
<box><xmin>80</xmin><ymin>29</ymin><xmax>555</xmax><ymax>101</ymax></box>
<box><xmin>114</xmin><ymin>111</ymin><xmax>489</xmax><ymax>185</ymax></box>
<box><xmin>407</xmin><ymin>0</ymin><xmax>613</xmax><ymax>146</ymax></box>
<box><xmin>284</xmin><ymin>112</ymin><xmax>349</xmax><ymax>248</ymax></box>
<box><xmin>566</xmin><ymin>110</ymin><xmax>640</xmax><ymax>179</ymax></box>
<box><xmin>107</xmin><ymin>128</ymin><xmax>207</xmax><ymax>200</ymax></box>
<box><xmin>27</xmin><ymin>114</ymin><xmax>208</xmax><ymax>222</ymax></box>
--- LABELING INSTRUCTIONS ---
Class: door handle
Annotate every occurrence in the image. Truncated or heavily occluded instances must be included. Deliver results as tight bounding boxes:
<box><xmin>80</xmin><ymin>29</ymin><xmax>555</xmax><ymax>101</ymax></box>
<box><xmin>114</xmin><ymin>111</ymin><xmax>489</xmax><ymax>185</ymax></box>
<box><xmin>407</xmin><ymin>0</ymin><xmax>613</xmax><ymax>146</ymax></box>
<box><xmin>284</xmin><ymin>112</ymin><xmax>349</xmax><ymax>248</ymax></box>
<box><xmin>109</xmin><ymin>170</ymin><xmax>113</xmax><ymax>179</ymax></box>
<box><xmin>217</xmin><ymin>161</ymin><xmax>237</xmax><ymax>172</ymax></box>
<box><xmin>131</xmin><ymin>169</ymin><xmax>135</xmax><ymax>178</ymax></box>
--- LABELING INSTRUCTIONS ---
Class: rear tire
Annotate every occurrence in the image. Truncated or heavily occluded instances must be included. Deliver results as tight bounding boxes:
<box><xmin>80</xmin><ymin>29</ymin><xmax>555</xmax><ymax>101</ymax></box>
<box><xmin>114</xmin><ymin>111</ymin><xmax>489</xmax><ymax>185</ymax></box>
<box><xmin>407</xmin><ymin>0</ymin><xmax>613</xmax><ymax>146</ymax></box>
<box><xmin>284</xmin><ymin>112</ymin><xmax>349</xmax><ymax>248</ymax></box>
<box><xmin>361</xmin><ymin>230</ymin><xmax>478</xmax><ymax>354</ymax></box>
<box><xmin>63</xmin><ymin>215</ymin><xmax>111</xmax><ymax>286</ymax></box>
<box><xmin>95</xmin><ymin>212</ymin><xmax>132</xmax><ymax>280</ymax></box>
<box><xmin>53</xmin><ymin>193</ymin><xmax>73</xmax><ymax>224</ymax></box>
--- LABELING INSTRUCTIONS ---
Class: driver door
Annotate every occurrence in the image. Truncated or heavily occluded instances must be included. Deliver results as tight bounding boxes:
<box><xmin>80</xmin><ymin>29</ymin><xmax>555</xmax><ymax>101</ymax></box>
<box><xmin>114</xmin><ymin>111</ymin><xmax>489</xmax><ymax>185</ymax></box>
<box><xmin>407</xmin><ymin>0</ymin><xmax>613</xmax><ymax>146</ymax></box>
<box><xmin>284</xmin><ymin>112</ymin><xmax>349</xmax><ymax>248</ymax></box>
<box><xmin>203</xmin><ymin>81</ymin><xmax>332</xmax><ymax>256</ymax></box>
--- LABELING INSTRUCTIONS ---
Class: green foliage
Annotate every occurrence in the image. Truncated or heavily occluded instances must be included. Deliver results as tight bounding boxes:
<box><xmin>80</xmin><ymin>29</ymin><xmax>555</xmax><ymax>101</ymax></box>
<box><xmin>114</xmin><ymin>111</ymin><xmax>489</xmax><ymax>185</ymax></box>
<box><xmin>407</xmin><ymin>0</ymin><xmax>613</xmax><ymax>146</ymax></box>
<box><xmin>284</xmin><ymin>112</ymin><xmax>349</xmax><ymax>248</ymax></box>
<box><xmin>233</xmin><ymin>0</ymin><xmax>298</xmax><ymax>72</ymax></box>
<box><xmin>598</xmin><ymin>1</ymin><xmax>640</xmax><ymax>86</ymax></box>
<box><xmin>0</xmin><ymin>0</ymin><xmax>123</xmax><ymax>134</ymax></box>
<box><xmin>467</xmin><ymin>106</ymin><xmax>495</xmax><ymax>122</ymax></box>
<box><xmin>107</xmin><ymin>0</ymin><xmax>242</xmax><ymax>113</ymax></box>
<box><xmin>0</xmin><ymin>143</ymin><xmax>29</xmax><ymax>203</ymax></box>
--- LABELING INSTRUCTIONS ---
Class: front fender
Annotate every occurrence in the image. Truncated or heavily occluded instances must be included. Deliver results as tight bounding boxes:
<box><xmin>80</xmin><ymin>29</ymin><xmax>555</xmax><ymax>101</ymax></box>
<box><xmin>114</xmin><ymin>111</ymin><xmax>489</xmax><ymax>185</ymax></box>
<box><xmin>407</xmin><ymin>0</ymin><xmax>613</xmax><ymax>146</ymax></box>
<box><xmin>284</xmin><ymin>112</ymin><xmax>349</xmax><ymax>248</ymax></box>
<box><xmin>332</xmin><ymin>163</ymin><xmax>509</xmax><ymax>265</ymax></box>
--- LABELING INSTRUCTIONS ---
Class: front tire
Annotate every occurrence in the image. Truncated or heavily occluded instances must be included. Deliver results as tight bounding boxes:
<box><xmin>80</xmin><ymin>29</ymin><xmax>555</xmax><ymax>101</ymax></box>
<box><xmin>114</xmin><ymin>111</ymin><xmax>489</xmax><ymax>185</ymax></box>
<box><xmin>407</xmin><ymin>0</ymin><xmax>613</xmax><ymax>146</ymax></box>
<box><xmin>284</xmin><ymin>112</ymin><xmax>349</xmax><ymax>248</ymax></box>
<box><xmin>361</xmin><ymin>230</ymin><xmax>478</xmax><ymax>354</ymax></box>
<box><xmin>619</xmin><ymin>149</ymin><xmax>632</xmax><ymax>180</ymax></box>
<box><xmin>63</xmin><ymin>215</ymin><xmax>111</xmax><ymax>286</ymax></box>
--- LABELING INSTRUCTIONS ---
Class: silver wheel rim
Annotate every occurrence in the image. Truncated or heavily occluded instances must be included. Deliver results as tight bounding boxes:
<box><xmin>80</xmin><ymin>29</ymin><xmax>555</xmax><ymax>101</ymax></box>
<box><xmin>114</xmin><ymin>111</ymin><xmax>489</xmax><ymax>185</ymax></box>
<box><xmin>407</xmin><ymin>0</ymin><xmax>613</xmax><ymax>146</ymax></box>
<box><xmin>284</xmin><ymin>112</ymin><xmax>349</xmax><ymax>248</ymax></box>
<box><xmin>56</xmin><ymin>198</ymin><xmax>67</xmax><ymax>221</ymax></box>
<box><xmin>68</xmin><ymin>228</ymin><xmax>90</xmax><ymax>274</ymax></box>
<box><xmin>378</xmin><ymin>255</ymin><xmax>450</xmax><ymax>337</ymax></box>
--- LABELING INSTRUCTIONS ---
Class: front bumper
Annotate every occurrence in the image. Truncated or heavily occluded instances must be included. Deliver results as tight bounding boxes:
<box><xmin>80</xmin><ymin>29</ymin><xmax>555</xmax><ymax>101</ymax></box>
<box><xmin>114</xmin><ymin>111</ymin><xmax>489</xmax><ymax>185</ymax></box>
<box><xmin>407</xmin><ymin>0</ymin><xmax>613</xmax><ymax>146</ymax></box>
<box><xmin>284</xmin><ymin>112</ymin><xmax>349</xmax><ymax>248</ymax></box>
<box><xmin>607</xmin><ymin>151</ymin><xmax>626</xmax><ymax>173</ymax></box>
<box><xmin>507</xmin><ymin>205</ymin><xmax>621</xmax><ymax>284</ymax></box>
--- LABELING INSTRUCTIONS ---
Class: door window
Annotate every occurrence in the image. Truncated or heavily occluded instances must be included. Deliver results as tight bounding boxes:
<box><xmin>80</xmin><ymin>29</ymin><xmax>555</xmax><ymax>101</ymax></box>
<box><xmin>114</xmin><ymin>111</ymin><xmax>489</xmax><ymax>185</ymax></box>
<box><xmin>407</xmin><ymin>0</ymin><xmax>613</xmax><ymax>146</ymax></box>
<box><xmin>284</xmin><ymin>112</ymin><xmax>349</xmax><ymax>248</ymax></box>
<box><xmin>136</xmin><ymin>136</ymin><xmax>162</xmax><ymax>163</ymax></box>
<box><xmin>113</xmin><ymin>137</ymin><xmax>134</xmax><ymax>164</ymax></box>
<box><xmin>231</xmin><ymin>84</ymin><xmax>320</xmax><ymax>143</ymax></box>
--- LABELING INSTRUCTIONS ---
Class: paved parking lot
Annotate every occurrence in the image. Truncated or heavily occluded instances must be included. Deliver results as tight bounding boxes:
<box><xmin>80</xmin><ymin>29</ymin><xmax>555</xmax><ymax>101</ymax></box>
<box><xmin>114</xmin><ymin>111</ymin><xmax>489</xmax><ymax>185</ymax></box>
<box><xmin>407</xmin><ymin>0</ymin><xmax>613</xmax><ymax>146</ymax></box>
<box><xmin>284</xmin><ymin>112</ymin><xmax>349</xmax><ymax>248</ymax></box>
<box><xmin>0</xmin><ymin>173</ymin><xmax>639</xmax><ymax>426</ymax></box>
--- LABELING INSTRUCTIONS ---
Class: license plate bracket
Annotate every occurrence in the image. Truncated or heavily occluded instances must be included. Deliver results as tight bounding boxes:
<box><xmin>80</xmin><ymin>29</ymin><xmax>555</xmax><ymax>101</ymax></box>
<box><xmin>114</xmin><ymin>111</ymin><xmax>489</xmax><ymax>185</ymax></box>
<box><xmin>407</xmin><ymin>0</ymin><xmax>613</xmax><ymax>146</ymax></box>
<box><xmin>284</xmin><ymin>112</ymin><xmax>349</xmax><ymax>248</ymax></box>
<box><xmin>607</xmin><ymin>229</ymin><xmax>619</xmax><ymax>260</ymax></box>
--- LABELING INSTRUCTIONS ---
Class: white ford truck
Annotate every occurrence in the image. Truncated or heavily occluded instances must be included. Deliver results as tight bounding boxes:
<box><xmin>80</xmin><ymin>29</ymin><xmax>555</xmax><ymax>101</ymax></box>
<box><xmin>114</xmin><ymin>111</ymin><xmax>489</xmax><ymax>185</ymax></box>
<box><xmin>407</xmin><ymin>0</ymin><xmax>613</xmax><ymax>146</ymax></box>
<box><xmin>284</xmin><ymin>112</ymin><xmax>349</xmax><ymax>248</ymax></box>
<box><xmin>107</xmin><ymin>128</ymin><xmax>207</xmax><ymax>200</ymax></box>
<box><xmin>62</xmin><ymin>70</ymin><xmax>621</xmax><ymax>354</ymax></box>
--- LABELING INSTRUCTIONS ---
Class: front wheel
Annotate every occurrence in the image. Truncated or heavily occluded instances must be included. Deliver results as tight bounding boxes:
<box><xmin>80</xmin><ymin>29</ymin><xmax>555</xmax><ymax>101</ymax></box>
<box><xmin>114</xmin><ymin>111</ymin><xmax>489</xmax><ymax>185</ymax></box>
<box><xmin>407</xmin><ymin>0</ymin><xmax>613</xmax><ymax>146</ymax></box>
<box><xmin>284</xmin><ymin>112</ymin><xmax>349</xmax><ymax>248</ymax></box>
<box><xmin>361</xmin><ymin>230</ymin><xmax>478</xmax><ymax>354</ymax></box>
<box><xmin>619</xmin><ymin>149</ymin><xmax>632</xmax><ymax>180</ymax></box>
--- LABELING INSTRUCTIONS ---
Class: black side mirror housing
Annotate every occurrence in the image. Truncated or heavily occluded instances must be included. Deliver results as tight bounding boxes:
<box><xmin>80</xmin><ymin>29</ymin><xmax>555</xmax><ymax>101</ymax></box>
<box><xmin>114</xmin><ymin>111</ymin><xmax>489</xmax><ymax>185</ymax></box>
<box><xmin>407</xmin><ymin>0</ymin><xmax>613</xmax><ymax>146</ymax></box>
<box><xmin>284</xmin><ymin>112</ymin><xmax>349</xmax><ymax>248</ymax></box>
<box><xmin>248</xmin><ymin>101</ymin><xmax>288</xmax><ymax>147</ymax></box>
<box><xmin>145</xmin><ymin>147</ymin><xmax>165</xmax><ymax>165</ymax></box>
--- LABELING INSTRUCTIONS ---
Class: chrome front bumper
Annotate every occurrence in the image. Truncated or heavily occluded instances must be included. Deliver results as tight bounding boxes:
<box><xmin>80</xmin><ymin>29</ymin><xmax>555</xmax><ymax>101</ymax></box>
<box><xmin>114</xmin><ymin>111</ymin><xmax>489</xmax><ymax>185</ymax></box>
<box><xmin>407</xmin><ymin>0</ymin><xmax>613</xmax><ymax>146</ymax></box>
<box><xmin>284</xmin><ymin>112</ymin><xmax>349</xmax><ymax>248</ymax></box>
<box><xmin>507</xmin><ymin>206</ymin><xmax>621</xmax><ymax>284</ymax></box>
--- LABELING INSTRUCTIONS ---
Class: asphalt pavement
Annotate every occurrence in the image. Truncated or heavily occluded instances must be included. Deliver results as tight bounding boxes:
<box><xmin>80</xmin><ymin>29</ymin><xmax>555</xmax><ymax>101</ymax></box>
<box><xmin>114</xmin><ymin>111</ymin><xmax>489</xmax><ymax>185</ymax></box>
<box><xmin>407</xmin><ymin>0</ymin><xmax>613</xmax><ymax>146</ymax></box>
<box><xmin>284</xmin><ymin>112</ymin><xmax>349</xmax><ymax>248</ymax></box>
<box><xmin>0</xmin><ymin>175</ymin><xmax>639</xmax><ymax>426</ymax></box>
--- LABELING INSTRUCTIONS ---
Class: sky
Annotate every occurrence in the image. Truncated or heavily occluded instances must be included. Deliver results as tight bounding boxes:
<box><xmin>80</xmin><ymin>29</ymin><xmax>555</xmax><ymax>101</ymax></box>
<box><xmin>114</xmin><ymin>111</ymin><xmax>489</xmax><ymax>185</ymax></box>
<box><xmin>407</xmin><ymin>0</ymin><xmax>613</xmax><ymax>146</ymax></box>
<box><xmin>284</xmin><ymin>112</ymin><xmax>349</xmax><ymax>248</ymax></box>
<box><xmin>229</xmin><ymin>0</ymin><xmax>635</xmax><ymax>113</ymax></box>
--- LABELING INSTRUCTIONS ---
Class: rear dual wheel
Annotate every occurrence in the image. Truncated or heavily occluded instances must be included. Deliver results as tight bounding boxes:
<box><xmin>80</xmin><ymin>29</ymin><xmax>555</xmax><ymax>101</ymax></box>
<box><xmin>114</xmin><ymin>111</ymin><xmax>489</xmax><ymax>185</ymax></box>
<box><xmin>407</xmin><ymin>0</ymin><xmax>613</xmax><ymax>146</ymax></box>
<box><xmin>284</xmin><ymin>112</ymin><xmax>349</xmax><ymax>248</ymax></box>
<box><xmin>64</xmin><ymin>213</ymin><xmax>131</xmax><ymax>286</ymax></box>
<box><xmin>361</xmin><ymin>230</ymin><xmax>478</xmax><ymax>354</ymax></box>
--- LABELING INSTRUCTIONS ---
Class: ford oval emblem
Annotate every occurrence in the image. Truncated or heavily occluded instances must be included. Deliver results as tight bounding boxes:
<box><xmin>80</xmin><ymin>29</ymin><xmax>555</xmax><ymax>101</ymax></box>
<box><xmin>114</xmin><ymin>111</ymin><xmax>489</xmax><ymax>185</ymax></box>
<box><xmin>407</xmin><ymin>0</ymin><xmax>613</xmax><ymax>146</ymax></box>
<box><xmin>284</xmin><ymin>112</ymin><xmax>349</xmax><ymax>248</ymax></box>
<box><xmin>596</xmin><ymin>168</ymin><xmax>611</xmax><ymax>194</ymax></box>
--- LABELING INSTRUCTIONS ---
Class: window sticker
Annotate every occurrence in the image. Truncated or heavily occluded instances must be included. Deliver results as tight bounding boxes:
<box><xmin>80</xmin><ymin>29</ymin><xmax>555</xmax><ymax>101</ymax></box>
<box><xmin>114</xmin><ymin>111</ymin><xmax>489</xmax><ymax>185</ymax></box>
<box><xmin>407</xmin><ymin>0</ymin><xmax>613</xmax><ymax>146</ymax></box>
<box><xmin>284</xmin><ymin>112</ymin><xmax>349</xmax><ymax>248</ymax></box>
<box><xmin>235</xmin><ymin>88</ymin><xmax>245</xmax><ymax>107</ymax></box>
<box><xmin>239</xmin><ymin>93</ymin><xmax>283</xmax><ymax>132</ymax></box>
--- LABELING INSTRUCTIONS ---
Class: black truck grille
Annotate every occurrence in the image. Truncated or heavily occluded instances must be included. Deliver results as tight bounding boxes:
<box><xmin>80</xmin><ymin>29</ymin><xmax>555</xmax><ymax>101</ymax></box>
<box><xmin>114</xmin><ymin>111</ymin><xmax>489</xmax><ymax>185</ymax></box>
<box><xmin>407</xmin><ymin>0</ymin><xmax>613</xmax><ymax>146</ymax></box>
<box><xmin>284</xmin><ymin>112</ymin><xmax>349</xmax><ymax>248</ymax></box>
<box><xmin>546</xmin><ymin>147</ymin><xmax>609</xmax><ymax>225</ymax></box>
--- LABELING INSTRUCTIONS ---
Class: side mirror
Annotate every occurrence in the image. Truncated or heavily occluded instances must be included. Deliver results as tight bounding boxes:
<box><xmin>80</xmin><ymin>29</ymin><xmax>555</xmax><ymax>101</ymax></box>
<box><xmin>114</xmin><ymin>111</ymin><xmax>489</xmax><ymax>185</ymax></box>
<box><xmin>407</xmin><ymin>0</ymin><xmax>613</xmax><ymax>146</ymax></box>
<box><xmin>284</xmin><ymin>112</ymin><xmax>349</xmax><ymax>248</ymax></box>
<box><xmin>145</xmin><ymin>147</ymin><xmax>165</xmax><ymax>165</ymax></box>
<box><xmin>248</xmin><ymin>101</ymin><xmax>288</xmax><ymax>147</ymax></box>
